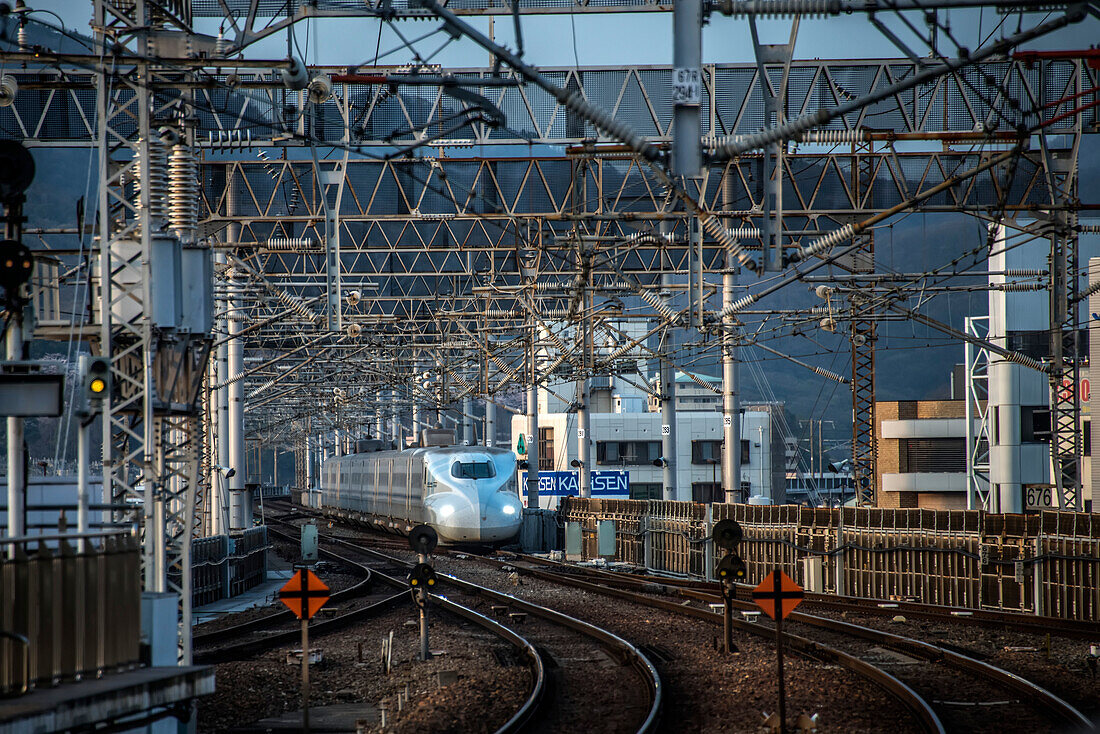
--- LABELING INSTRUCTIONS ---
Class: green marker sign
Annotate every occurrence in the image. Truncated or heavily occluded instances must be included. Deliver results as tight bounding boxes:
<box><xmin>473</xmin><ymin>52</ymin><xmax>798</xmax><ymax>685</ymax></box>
<box><xmin>516</xmin><ymin>433</ymin><xmax>527</xmax><ymax>455</ymax></box>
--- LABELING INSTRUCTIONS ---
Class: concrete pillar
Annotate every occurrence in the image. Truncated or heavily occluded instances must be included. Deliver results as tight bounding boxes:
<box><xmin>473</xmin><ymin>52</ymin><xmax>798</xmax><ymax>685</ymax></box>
<box><xmin>485</xmin><ymin>399</ymin><xmax>496</xmax><ymax>448</ymax></box>
<box><xmin>526</xmin><ymin>335</ymin><xmax>540</xmax><ymax>508</ymax></box>
<box><xmin>462</xmin><ymin>396</ymin><xmax>474</xmax><ymax>445</ymax></box>
<box><xmin>660</xmin><ymin>357</ymin><xmax>677</xmax><ymax>501</ymax></box>
<box><xmin>671</xmin><ymin>0</ymin><xmax>702</xmax><ymax>178</ymax></box>
<box><xmin>577</xmin><ymin>378</ymin><xmax>591</xmax><ymax>498</ymax></box>
<box><xmin>722</xmin><ymin>266</ymin><xmax>741</xmax><ymax>503</ymax></box>
<box><xmin>6</xmin><ymin>315</ymin><xmax>24</xmax><ymax>544</ymax></box>
<box><xmin>226</xmin><ymin>185</ymin><xmax>247</xmax><ymax>531</ymax></box>
<box><xmin>988</xmin><ymin>222</ymin><xmax>1049</xmax><ymax>513</ymax></box>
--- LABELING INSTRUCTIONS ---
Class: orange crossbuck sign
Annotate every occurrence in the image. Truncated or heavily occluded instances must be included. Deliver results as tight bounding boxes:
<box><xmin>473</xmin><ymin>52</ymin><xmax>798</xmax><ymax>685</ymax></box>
<box><xmin>751</xmin><ymin>570</ymin><xmax>804</xmax><ymax>621</ymax></box>
<box><xmin>279</xmin><ymin>569</ymin><xmax>331</xmax><ymax>620</ymax></box>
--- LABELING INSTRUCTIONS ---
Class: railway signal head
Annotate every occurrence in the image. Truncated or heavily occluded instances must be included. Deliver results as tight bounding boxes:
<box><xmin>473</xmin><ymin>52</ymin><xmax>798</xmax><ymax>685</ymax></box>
<box><xmin>83</xmin><ymin>356</ymin><xmax>110</xmax><ymax>403</ymax></box>
<box><xmin>0</xmin><ymin>239</ymin><xmax>33</xmax><ymax>292</ymax></box>
<box><xmin>408</xmin><ymin>563</ymin><xmax>437</xmax><ymax>589</ymax></box>
<box><xmin>409</xmin><ymin>524</ymin><xmax>438</xmax><ymax>555</ymax></box>
<box><xmin>712</xmin><ymin>519</ymin><xmax>743</xmax><ymax>551</ymax></box>
<box><xmin>716</xmin><ymin>553</ymin><xmax>747</xmax><ymax>583</ymax></box>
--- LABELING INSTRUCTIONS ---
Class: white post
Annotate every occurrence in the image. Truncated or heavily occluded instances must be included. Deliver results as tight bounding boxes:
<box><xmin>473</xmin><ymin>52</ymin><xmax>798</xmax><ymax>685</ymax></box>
<box><xmin>6</xmin><ymin>316</ymin><xmax>24</xmax><ymax>546</ymax></box>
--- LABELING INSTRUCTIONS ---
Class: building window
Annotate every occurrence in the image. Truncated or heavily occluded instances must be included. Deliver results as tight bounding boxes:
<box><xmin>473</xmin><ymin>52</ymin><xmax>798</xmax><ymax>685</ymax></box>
<box><xmin>741</xmin><ymin>439</ymin><xmax>750</xmax><ymax>465</ymax></box>
<box><xmin>630</xmin><ymin>482</ymin><xmax>662</xmax><ymax>500</ymax></box>
<box><xmin>596</xmin><ymin>440</ymin><xmax>661</xmax><ymax>466</ymax></box>
<box><xmin>903</xmin><ymin>438</ymin><xmax>965</xmax><ymax>473</ymax></box>
<box><xmin>538</xmin><ymin>427</ymin><xmax>554</xmax><ymax>471</ymax></box>
<box><xmin>692</xmin><ymin>482</ymin><xmax>723</xmax><ymax>504</ymax></box>
<box><xmin>691</xmin><ymin>440</ymin><xmax>722</xmax><ymax>464</ymax></box>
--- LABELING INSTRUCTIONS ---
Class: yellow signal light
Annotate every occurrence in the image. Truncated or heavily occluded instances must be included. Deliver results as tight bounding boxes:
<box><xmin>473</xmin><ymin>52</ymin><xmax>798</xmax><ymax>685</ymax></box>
<box><xmin>90</xmin><ymin>378</ymin><xmax>106</xmax><ymax>394</ymax></box>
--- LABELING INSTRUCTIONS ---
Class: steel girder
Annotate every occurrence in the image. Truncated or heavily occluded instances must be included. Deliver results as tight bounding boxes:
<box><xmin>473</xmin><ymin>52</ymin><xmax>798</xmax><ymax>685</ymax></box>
<box><xmin>6</xmin><ymin>58</ymin><xmax>1097</xmax><ymax>147</ymax></box>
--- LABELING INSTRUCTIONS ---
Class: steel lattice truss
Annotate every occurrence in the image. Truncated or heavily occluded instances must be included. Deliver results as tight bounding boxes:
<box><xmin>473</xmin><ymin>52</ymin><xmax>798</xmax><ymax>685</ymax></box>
<box><xmin>4</xmin><ymin>59</ymin><xmax>1097</xmax><ymax>146</ymax></box>
<box><xmin>3</xmin><ymin>5</ymin><xmax>1099</xmax><ymax>661</ymax></box>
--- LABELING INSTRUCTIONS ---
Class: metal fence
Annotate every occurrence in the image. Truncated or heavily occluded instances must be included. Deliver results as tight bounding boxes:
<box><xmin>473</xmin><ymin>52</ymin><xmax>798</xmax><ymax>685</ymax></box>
<box><xmin>560</xmin><ymin>499</ymin><xmax>1100</xmax><ymax>621</ymax></box>
<box><xmin>0</xmin><ymin>531</ymin><xmax>141</xmax><ymax>696</ymax></box>
<box><xmin>188</xmin><ymin>526</ymin><xmax>269</xmax><ymax>609</ymax></box>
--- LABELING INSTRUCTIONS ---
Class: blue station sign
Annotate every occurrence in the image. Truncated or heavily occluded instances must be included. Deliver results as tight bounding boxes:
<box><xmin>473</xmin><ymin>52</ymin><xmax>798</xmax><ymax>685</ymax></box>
<box><xmin>520</xmin><ymin>470</ymin><xmax>629</xmax><ymax>497</ymax></box>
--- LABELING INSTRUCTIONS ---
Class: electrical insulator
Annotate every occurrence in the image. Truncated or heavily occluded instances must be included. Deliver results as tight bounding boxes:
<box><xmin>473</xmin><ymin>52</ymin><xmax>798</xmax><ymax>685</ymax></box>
<box><xmin>0</xmin><ymin>76</ymin><xmax>18</xmax><ymax>108</ymax></box>
<box><xmin>134</xmin><ymin>136</ymin><xmax>169</xmax><ymax>230</ymax></box>
<box><xmin>168</xmin><ymin>143</ymin><xmax>198</xmax><ymax>243</ymax></box>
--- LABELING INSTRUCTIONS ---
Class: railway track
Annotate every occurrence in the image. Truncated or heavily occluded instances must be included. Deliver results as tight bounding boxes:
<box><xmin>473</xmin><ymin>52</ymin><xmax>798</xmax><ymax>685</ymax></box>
<box><xmin>320</xmin><ymin>533</ymin><xmax>663</xmax><ymax>734</ymax></box>
<box><xmin>198</xmin><ymin>522</ymin><xmax>547</xmax><ymax>733</ymax></box>
<box><xmin>532</xmin><ymin>559</ymin><xmax>1099</xmax><ymax>640</ymax></box>
<box><xmin>250</xmin><ymin>517</ymin><xmax>661</xmax><ymax>732</ymax></box>
<box><xmin>476</xmin><ymin>553</ymin><xmax>1093</xmax><ymax>734</ymax></box>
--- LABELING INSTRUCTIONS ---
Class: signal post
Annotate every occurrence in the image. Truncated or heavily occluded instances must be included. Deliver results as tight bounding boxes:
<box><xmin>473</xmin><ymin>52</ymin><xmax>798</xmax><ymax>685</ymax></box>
<box><xmin>752</xmin><ymin>570</ymin><xmax>805</xmax><ymax>734</ymax></box>
<box><xmin>408</xmin><ymin>525</ymin><xmax>439</xmax><ymax>661</ymax></box>
<box><xmin>279</xmin><ymin>567</ymin><xmax>332</xmax><ymax>733</ymax></box>
<box><xmin>711</xmin><ymin>519</ymin><xmax>746</xmax><ymax>654</ymax></box>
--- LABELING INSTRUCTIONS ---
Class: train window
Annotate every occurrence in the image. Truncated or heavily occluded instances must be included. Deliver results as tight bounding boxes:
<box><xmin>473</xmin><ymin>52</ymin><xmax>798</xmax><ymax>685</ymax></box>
<box><xmin>451</xmin><ymin>461</ymin><xmax>496</xmax><ymax>479</ymax></box>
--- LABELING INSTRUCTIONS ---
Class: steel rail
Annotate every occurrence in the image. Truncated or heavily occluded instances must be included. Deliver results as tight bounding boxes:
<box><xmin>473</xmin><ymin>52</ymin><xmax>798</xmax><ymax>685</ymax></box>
<box><xmin>510</xmin><ymin>557</ymin><xmax>1092</xmax><ymax>731</ymax></box>
<box><xmin>325</xmin><ymin>536</ymin><xmax>664</xmax><ymax>734</ymax></box>
<box><xmin>469</xmin><ymin>553</ymin><xmax>943</xmax><ymax>734</ymax></box>
<box><xmin>524</xmin><ymin>557</ymin><xmax>1100</xmax><ymax>640</ymax></box>
<box><xmin>263</xmin><ymin>522</ymin><xmax>547</xmax><ymax>734</ymax></box>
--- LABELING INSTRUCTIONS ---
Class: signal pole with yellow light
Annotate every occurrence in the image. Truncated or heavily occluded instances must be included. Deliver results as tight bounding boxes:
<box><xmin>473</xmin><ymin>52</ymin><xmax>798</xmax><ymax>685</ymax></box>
<box><xmin>408</xmin><ymin>525</ymin><xmax>439</xmax><ymax>661</ymax></box>
<box><xmin>76</xmin><ymin>355</ymin><xmax>110</xmax><ymax>550</ymax></box>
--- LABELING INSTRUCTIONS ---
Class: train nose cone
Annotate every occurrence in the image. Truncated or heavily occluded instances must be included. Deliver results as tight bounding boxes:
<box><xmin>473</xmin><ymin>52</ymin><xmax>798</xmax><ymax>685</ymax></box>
<box><xmin>478</xmin><ymin>495</ymin><xmax>522</xmax><ymax>543</ymax></box>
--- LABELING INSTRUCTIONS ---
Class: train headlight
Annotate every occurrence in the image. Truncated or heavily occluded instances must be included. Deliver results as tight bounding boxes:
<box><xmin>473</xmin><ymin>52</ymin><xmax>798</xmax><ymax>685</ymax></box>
<box><xmin>502</xmin><ymin>505</ymin><xmax>516</xmax><ymax>515</ymax></box>
<box><xmin>438</xmin><ymin>504</ymin><xmax>455</xmax><ymax>519</ymax></box>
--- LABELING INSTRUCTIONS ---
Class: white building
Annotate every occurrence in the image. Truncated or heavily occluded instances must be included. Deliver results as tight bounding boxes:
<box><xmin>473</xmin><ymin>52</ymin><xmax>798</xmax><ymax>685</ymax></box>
<box><xmin>511</xmin><ymin>382</ymin><xmax>787</xmax><ymax>508</ymax></box>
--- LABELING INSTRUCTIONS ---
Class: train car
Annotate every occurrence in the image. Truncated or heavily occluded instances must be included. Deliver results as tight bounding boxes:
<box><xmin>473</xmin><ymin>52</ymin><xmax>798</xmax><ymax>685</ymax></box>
<box><xmin>320</xmin><ymin>446</ymin><xmax>521</xmax><ymax>544</ymax></box>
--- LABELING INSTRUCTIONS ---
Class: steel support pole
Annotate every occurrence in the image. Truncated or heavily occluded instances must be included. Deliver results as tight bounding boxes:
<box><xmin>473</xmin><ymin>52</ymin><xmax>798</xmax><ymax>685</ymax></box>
<box><xmin>671</xmin><ymin>0</ymin><xmax>702</xmax><ymax>177</ymax></box>
<box><xmin>226</xmin><ymin>184</ymin><xmax>246</xmax><ymax>531</ymax></box>
<box><xmin>462</xmin><ymin>396</ymin><xmax>474</xmax><ymax>445</ymax></box>
<box><xmin>301</xmin><ymin>618</ymin><xmax>310</xmax><ymax>733</ymax></box>
<box><xmin>5</xmin><ymin>315</ymin><xmax>24</xmax><ymax>546</ymax></box>
<box><xmin>305</xmin><ymin>434</ymin><xmax>313</xmax><ymax>493</ymax></box>
<box><xmin>527</xmin><ymin>334</ymin><xmax>541</xmax><ymax>509</ymax></box>
<box><xmin>484</xmin><ymin>398</ymin><xmax>496</xmax><ymax>448</ymax></box>
<box><xmin>577</xmin><ymin>378</ymin><xmax>591</xmax><ymax>498</ymax></box>
<box><xmin>216</xmin><ymin>251</ymin><xmax>230</xmax><ymax>534</ymax></box>
<box><xmin>391</xmin><ymin>390</ymin><xmax>400</xmax><ymax>446</ymax></box>
<box><xmin>77</xmin><ymin>412</ymin><xmax>91</xmax><ymax>551</ymax></box>
<box><xmin>660</xmin><ymin>350</ymin><xmax>677</xmax><ymax>501</ymax></box>
<box><xmin>418</xmin><ymin>551</ymin><xmax>430</xmax><ymax>661</ymax></box>
<box><xmin>722</xmin><ymin>267</ymin><xmax>741</xmax><ymax>503</ymax></box>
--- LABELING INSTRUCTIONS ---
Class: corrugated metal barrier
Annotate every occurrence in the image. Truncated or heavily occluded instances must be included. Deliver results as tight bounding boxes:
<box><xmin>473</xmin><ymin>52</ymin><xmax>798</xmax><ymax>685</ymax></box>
<box><xmin>0</xmin><ymin>532</ymin><xmax>141</xmax><ymax>695</ymax></box>
<box><xmin>188</xmin><ymin>526</ymin><xmax>269</xmax><ymax>608</ymax></box>
<box><xmin>560</xmin><ymin>499</ymin><xmax>1100</xmax><ymax>621</ymax></box>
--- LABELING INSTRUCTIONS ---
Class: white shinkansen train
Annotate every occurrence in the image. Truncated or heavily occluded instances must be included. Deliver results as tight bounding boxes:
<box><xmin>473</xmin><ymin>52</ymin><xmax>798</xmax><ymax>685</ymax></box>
<box><xmin>320</xmin><ymin>446</ymin><xmax>522</xmax><ymax>544</ymax></box>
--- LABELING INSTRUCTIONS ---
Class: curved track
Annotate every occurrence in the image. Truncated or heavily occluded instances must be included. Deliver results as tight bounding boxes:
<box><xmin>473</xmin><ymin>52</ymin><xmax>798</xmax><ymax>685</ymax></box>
<box><xmin>323</xmin><ymin>534</ymin><xmax>663</xmax><ymax>734</ymax></box>
<box><xmin>196</xmin><ymin>523</ymin><xmax>547</xmax><ymax>734</ymax></box>
<box><xmin>494</xmin><ymin>554</ymin><xmax>1093</xmax><ymax>734</ymax></box>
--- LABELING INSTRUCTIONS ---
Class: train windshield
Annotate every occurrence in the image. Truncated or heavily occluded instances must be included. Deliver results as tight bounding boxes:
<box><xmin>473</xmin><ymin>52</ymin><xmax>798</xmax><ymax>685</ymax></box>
<box><xmin>451</xmin><ymin>461</ymin><xmax>496</xmax><ymax>479</ymax></box>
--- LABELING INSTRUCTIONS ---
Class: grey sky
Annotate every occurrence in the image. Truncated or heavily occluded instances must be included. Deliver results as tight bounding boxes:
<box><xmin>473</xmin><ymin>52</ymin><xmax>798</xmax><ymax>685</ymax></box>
<box><xmin>33</xmin><ymin>0</ymin><xmax>1100</xmax><ymax>69</ymax></box>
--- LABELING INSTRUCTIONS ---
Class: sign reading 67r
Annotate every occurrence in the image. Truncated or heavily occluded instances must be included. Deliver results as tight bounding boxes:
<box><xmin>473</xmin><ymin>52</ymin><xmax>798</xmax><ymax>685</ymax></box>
<box><xmin>672</xmin><ymin>68</ymin><xmax>701</xmax><ymax>106</ymax></box>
